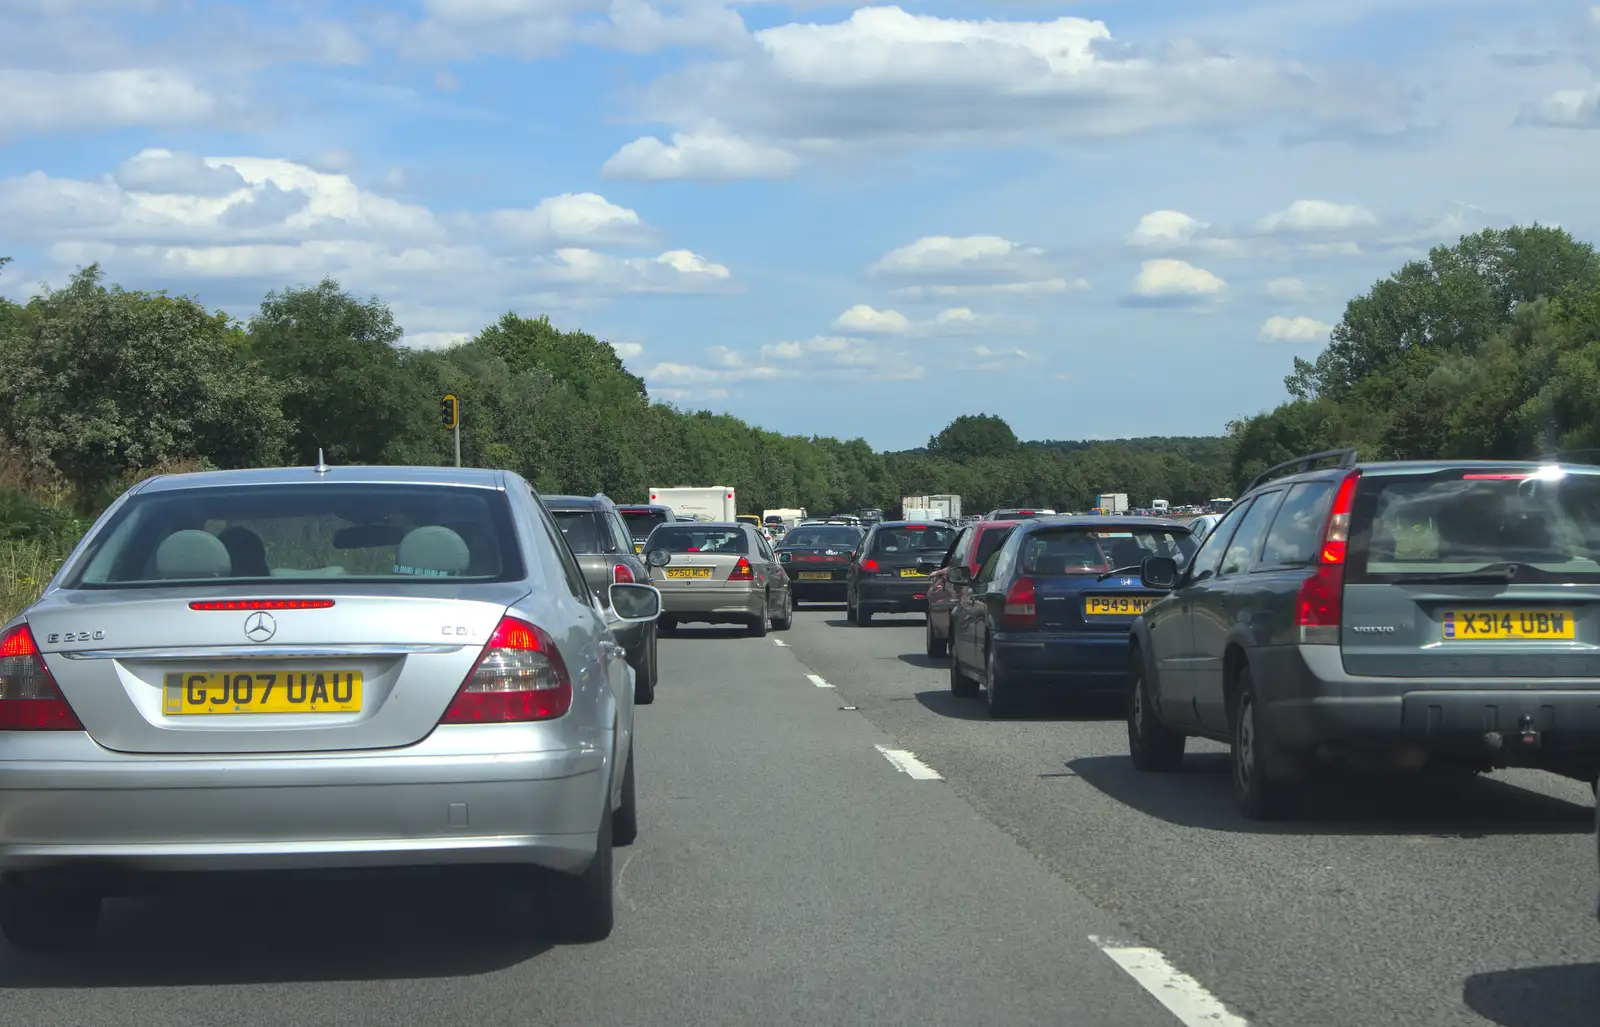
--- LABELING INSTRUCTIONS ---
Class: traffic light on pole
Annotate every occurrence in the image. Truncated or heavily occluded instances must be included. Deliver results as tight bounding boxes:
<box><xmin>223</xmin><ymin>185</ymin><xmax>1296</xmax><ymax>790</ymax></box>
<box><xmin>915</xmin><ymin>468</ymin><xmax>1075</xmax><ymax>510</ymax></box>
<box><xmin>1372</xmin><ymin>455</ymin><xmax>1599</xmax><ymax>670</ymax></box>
<box><xmin>440</xmin><ymin>394</ymin><xmax>459</xmax><ymax>430</ymax></box>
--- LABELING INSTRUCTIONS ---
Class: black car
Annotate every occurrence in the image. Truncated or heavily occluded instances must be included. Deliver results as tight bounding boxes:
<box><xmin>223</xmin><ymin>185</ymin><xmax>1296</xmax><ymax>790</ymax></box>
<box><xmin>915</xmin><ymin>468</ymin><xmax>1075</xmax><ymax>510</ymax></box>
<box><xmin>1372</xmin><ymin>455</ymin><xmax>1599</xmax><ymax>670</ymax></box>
<box><xmin>776</xmin><ymin>523</ymin><xmax>865</xmax><ymax>604</ymax></box>
<box><xmin>617</xmin><ymin>503</ymin><xmax>677</xmax><ymax>554</ymax></box>
<box><xmin>847</xmin><ymin>520</ymin><xmax>960</xmax><ymax>625</ymax></box>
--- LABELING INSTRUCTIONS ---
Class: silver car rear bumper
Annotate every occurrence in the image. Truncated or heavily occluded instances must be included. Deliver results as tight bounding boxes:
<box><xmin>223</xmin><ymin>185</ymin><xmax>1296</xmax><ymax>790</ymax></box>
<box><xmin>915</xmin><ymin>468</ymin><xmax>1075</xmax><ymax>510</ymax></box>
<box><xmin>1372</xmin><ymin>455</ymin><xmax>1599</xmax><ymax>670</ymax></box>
<box><xmin>0</xmin><ymin>727</ymin><xmax>607</xmax><ymax>874</ymax></box>
<box><xmin>656</xmin><ymin>587</ymin><xmax>763</xmax><ymax>619</ymax></box>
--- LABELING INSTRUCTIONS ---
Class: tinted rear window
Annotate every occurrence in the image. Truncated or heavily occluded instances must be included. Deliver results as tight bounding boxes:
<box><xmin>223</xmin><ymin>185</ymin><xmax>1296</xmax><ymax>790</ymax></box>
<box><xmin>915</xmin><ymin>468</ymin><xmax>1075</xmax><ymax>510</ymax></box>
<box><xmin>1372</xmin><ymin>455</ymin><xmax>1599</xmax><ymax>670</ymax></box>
<box><xmin>550</xmin><ymin>510</ymin><xmax>614</xmax><ymax>554</ymax></box>
<box><xmin>1018</xmin><ymin>526</ymin><xmax>1197</xmax><ymax>575</ymax></box>
<box><xmin>620</xmin><ymin>509</ymin><xmax>669</xmax><ymax>539</ymax></box>
<box><xmin>870</xmin><ymin>525</ymin><xmax>957</xmax><ymax>555</ymax></box>
<box><xmin>974</xmin><ymin>526</ymin><xmax>1016</xmax><ymax>566</ymax></box>
<box><xmin>1258</xmin><ymin>482</ymin><xmax>1334</xmax><ymax>568</ymax></box>
<box><xmin>647</xmin><ymin>526</ymin><xmax>749</xmax><ymax>554</ymax></box>
<box><xmin>68</xmin><ymin>484</ymin><xmax>522</xmax><ymax>588</ymax></box>
<box><xmin>780</xmin><ymin>526</ymin><xmax>862</xmax><ymax>548</ymax></box>
<box><xmin>1350</xmin><ymin>469</ymin><xmax>1600</xmax><ymax>582</ymax></box>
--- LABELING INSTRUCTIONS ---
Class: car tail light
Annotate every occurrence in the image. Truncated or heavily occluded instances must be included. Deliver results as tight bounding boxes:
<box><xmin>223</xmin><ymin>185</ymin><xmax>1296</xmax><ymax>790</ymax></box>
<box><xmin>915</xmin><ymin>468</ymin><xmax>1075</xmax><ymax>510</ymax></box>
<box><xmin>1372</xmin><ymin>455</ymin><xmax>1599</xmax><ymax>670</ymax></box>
<box><xmin>612</xmin><ymin>564</ymin><xmax>635</xmax><ymax>584</ymax></box>
<box><xmin>441</xmin><ymin>616</ymin><xmax>572</xmax><ymax>723</ymax></box>
<box><xmin>1297</xmin><ymin>472</ymin><xmax>1360</xmax><ymax>645</ymax></box>
<box><xmin>729</xmin><ymin>557</ymin><xmax>754</xmax><ymax>581</ymax></box>
<box><xmin>0</xmin><ymin>624</ymin><xmax>83</xmax><ymax>730</ymax></box>
<box><xmin>189</xmin><ymin>599</ymin><xmax>335</xmax><ymax>611</ymax></box>
<box><xmin>860</xmin><ymin>558</ymin><xmax>880</xmax><ymax>573</ymax></box>
<box><xmin>1002</xmin><ymin>577</ymin><xmax>1038</xmax><ymax>630</ymax></box>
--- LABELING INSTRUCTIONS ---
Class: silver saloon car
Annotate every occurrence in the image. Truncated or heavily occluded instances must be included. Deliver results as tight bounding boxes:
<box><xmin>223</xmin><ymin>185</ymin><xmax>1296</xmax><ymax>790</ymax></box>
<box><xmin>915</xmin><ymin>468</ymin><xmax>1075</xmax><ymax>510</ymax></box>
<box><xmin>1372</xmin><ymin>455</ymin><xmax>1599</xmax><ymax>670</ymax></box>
<box><xmin>0</xmin><ymin>464</ymin><xmax>660</xmax><ymax>949</ymax></box>
<box><xmin>644</xmin><ymin>521</ymin><xmax>792</xmax><ymax>637</ymax></box>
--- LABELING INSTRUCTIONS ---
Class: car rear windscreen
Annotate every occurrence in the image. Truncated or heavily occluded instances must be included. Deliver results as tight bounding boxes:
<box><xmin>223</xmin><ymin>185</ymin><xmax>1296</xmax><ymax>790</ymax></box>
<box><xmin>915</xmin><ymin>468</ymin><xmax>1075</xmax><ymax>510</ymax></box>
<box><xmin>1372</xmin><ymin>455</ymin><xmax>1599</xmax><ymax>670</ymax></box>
<box><xmin>1018</xmin><ymin>526</ymin><xmax>1197</xmax><ymax>575</ymax></box>
<box><xmin>974</xmin><ymin>526</ymin><xmax>1016</xmax><ymax>566</ymax></box>
<box><xmin>620</xmin><ymin>508</ymin><xmax>670</xmax><ymax>539</ymax></box>
<box><xmin>551</xmin><ymin>510</ymin><xmax>612</xmax><ymax>554</ymax></box>
<box><xmin>1349</xmin><ymin>469</ymin><xmax>1600</xmax><ymax>582</ymax></box>
<box><xmin>67</xmin><ymin>484</ymin><xmax>522</xmax><ymax>588</ymax></box>
<box><xmin>781</xmin><ymin>526</ymin><xmax>861</xmax><ymax>548</ymax></box>
<box><xmin>648</xmin><ymin>526</ymin><xmax>749</xmax><ymax>554</ymax></box>
<box><xmin>870</xmin><ymin>525</ymin><xmax>957</xmax><ymax>555</ymax></box>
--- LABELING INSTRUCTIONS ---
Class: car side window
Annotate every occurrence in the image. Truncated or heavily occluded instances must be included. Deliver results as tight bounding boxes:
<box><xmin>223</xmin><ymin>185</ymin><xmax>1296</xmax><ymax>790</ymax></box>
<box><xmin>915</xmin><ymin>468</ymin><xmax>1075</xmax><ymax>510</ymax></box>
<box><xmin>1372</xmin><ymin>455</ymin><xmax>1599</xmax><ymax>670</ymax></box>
<box><xmin>755</xmin><ymin>530</ymin><xmax>775</xmax><ymax>561</ymax></box>
<box><xmin>533</xmin><ymin>500</ymin><xmax>595</xmax><ymax>605</ymax></box>
<box><xmin>944</xmin><ymin>527</ymin><xmax>972</xmax><ymax>569</ymax></box>
<box><xmin>1188</xmin><ymin>499</ymin><xmax>1255</xmax><ymax>584</ymax></box>
<box><xmin>1256</xmin><ymin>481</ymin><xmax>1335</xmax><ymax>571</ymax></box>
<box><xmin>606</xmin><ymin>512</ymin><xmax>634</xmax><ymax>555</ymax></box>
<box><xmin>1218</xmin><ymin>491</ymin><xmax>1284</xmax><ymax>577</ymax></box>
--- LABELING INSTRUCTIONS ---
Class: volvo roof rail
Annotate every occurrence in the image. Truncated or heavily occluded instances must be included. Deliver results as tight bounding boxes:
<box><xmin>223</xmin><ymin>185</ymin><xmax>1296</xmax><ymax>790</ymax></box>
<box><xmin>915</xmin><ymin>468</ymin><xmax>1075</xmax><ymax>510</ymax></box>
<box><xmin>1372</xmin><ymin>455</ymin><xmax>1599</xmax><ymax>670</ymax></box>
<box><xmin>1243</xmin><ymin>447</ymin><xmax>1359</xmax><ymax>494</ymax></box>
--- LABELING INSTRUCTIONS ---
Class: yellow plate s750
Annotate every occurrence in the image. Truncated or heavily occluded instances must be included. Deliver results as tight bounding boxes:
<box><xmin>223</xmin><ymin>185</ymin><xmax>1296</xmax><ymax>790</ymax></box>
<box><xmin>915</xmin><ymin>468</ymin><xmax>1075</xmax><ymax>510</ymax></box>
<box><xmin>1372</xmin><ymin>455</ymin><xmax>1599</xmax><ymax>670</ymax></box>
<box><xmin>163</xmin><ymin>671</ymin><xmax>362</xmax><ymax>715</ymax></box>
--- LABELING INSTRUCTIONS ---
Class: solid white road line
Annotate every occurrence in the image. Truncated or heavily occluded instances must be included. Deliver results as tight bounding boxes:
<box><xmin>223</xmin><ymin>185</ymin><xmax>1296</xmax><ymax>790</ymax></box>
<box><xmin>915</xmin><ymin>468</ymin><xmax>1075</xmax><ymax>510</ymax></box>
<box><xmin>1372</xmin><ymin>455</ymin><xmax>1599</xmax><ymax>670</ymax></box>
<box><xmin>807</xmin><ymin>673</ymin><xmax>834</xmax><ymax>688</ymax></box>
<box><xmin>1090</xmin><ymin>936</ymin><xmax>1249</xmax><ymax>1027</ymax></box>
<box><xmin>874</xmin><ymin>744</ymin><xmax>943</xmax><ymax>780</ymax></box>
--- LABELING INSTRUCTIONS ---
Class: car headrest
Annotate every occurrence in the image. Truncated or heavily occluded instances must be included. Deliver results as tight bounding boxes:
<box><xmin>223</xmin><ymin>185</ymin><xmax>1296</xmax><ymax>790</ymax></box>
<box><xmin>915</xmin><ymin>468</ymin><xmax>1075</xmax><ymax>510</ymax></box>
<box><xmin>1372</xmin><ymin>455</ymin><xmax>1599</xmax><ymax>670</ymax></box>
<box><xmin>395</xmin><ymin>526</ymin><xmax>470</xmax><ymax>577</ymax></box>
<box><xmin>155</xmin><ymin>530</ymin><xmax>233</xmax><ymax>579</ymax></box>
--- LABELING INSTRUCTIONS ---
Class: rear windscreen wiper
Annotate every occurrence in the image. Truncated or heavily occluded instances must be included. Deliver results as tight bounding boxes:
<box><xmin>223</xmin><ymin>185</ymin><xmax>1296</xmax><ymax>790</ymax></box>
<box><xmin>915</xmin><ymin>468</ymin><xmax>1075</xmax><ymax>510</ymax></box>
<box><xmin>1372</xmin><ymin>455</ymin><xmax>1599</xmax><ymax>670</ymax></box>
<box><xmin>1394</xmin><ymin>562</ymin><xmax>1529</xmax><ymax>584</ymax></box>
<box><xmin>1095</xmin><ymin>564</ymin><xmax>1146</xmax><ymax>582</ymax></box>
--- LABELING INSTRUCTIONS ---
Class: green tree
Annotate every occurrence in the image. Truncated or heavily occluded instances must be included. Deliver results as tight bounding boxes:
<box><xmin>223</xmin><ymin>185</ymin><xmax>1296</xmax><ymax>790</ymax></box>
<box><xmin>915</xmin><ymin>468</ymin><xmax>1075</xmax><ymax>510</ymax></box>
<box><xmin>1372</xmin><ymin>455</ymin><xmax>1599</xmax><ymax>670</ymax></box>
<box><xmin>927</xmin><ymin>414</ymin><xmax>1020</xmax><ymax>460</ymax></box>
<box><xmin>0</xmin><ymin>266</ymin><xmax>288</xmax><ymax>505</ymax></box>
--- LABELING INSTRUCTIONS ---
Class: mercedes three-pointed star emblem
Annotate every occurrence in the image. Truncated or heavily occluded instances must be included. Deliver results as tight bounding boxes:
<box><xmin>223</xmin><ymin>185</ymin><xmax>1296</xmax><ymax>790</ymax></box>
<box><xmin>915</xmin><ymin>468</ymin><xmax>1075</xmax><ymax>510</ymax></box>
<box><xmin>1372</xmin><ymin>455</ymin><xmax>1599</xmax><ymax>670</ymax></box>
<box><xmin>244</xmin><ymin>611</ymin><xmax>277</xmax><ymax>643</ymax></box>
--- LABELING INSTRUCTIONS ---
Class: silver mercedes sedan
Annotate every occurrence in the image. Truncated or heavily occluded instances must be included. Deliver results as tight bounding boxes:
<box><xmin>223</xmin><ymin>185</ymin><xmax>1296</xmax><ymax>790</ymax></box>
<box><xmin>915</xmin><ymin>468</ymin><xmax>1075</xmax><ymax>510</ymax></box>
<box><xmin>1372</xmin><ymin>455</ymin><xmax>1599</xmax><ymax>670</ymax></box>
<box><xmin>0</xmin><ymin>464</ymin><xmax>660</xmax><ymax>949</ymax></box>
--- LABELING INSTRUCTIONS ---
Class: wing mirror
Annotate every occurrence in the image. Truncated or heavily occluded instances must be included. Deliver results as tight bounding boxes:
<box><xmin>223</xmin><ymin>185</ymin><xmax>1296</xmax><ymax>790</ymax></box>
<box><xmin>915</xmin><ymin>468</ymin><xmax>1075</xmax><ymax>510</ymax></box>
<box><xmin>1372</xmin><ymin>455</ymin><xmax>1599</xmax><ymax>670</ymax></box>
<box><xmin>947</xmin><ymin>565</ymin><xmax>972</xmax><ymax>585</ymax></box>
<box><xmin>1140</xmin><ymin>555</ymin><xmax>1179</xmax><ymax>590</ymax></box>
<box><xmin>609</xmin><ymin>582</ymin><xmax>662</xmax><ymax>622</ymax></box>
<box><xmin>646</xmin><ymin>548</ymin><xmax>672</xmax><ymax>567</ymax></box>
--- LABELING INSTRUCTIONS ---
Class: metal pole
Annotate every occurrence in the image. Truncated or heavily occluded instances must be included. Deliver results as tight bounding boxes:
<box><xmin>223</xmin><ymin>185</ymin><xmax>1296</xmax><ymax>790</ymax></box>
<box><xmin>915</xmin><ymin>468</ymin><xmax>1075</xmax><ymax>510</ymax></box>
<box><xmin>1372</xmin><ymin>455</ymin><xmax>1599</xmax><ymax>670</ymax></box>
<box><xmin>453</xmin><ymin>420</ymin><xmax>461</xmax><ymax>468</ymax></box>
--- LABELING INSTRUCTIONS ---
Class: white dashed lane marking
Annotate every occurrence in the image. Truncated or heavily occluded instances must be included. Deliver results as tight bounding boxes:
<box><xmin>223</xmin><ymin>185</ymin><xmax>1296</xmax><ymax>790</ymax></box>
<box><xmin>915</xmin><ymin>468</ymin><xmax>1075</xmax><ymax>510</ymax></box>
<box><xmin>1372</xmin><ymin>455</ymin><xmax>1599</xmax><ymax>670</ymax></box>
<box><xmin>1090</xmin><ymin>936</ymin><xmax>1249</xmax><ymax>1027</ymax></box>
<box><xmin>807</xmin><ymin>673</ymin><xmax>834</xmax><ymax>689</ymax></box>
<box><xmin>772</xmin><ymin>639</ymin><xmax>788</xmax><ymax>647</ymax></box>
<box><xmin>874</xmin><ymin>745</ymin><xmax>943</xmax><ymax>780</ymax></box>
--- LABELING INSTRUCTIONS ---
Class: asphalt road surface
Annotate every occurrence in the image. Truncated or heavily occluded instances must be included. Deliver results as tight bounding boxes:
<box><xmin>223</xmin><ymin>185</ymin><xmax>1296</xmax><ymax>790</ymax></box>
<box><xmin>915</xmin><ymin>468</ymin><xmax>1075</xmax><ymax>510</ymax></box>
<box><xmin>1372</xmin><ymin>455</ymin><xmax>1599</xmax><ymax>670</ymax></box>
<box><xmin>0</xmin><ymin>614</ymin><xmax>1212</xmax><ymax>1027</ymax></box>
<box><xmin>780</xmin><ymin>604</ymin><xmax>1600</xmax><ymax>1027</ymax></box>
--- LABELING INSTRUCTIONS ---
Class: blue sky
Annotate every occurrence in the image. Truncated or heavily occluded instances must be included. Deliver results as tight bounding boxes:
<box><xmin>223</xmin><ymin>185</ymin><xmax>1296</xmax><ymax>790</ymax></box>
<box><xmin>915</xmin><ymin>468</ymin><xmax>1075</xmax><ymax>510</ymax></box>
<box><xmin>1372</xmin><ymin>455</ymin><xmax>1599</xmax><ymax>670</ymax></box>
<box><xmin>3</xmin><ymin>0</ymin><xmax>1600</xmax><ymax>450</ymax></box>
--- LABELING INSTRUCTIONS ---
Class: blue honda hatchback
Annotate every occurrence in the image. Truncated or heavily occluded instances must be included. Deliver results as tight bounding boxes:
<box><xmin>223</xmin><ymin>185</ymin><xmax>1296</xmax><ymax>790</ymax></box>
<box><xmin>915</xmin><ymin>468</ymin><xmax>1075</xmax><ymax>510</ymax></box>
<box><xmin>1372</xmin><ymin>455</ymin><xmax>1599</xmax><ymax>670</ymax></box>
<box><xmin>946</xmin><ymin>516</ymin><xmax>1198</xmax><ymax>717</ymax></box>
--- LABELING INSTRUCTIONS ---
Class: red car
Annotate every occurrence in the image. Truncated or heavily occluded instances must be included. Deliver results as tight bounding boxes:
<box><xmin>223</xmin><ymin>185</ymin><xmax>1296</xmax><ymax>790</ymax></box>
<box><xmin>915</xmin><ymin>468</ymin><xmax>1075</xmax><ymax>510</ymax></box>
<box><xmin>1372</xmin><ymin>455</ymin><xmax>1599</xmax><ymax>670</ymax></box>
<box><xmin>925</xmin><ymin>520</ymin><xmax>1018</xmax><ymax>658</ymax></box>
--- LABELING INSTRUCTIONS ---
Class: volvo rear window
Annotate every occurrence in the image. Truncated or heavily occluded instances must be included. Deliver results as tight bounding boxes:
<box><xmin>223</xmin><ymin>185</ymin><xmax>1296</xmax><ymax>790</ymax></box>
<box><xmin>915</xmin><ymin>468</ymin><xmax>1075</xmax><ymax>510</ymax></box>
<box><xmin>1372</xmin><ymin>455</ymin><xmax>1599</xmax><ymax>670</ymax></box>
<box><xmin>647</xmin><ymin>526</ymin><xmax>748</xmax><ymax>554</ymax></box>
<box><xmin>619</xmin><ymin>508</ymin><xmax>670</xmax><ymax>540</ymax></box>
<box><xmin>870</xmin><ymin>525</ymin><xmax>957</xmax><ymax>554</ymax></box>
<box><xmin>550</xmin><ymin>510</ymin><xmax>616</xmax><ymax>555</ymax></box>
<box><xmin>1349</xmin><ymin>468</ymin><xmax>1600</xmax><ymax>582</ymax></box>
<box><xmin>67</xmin><ymin>484</ymin><xmax>523</xmax><ymax>588</ymax></box>
<box><xmin>780</xmin><ymin>526</ymin><xmax>862</xmax><ymax>548</ymax></box>
<box><xmin>1018</xmin><ymin>526</ymin><xmax>1197</xmax><ymax>575</ymax></box>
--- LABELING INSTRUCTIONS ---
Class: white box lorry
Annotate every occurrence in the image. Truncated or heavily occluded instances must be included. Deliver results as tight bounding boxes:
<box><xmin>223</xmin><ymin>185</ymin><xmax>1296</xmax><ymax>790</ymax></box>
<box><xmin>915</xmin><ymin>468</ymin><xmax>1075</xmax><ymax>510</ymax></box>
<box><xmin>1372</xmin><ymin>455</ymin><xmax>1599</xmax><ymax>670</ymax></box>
<box><xmin>649</xmin><ymin>486</ymin><xmax>737</xmax><ymax>522</ymax></box>
<box><xmin>901</xmin><ymin>494</ymin><xmax>962</xmax><ymax>521</ymax></box>
<box><xmin>1095</xmin><ymin>493</ymin><xmax>1130</xmax><ymax>515</ymax></box>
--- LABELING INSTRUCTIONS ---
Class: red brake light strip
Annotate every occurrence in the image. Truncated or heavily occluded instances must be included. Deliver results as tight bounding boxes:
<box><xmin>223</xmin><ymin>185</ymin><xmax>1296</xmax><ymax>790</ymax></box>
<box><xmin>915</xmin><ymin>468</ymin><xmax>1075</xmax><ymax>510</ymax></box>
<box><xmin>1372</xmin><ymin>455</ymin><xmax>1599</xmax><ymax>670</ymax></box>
<box><xmin>189</xmin><ymin>600</ymin><xmax>336</xmax><ymax>611</ymax></box>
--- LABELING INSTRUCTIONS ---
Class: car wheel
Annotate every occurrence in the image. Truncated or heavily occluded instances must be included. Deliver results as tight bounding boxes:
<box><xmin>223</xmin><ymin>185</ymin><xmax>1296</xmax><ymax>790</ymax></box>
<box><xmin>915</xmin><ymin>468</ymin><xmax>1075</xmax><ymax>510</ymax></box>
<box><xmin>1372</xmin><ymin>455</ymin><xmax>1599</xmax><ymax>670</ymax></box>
<box><xmin>542</xmin><ymin>803</ymin><xmax>615</xmax><ymax>943</ymax></box>
<box><xmin>0</xmin><ymin>876</ymin><xmax>101</xmax><ymax>951</ymax></box>
<box><xmin>925</xmin><ymin>616</ymin><xmax>948</xmax><ymax>659</ymax></box>
<box><xmin>773</xmin><ymin>589</ymin><xmax>794</xmax><ymax>631</ymax></box>
<box><xmin>984</xmin><ymin>646</ymin><xmax>1015</xmax><ymax>718</ymax></box>
<box><xmin>949</xmin><ymin>646</ymin><xmax>978</xmax><ymax>698</ymax></box>
<box><xmin>1232</xmin><ymin>666</ymin><xmax>1298</xmax><ymax>821</ymax></box>
<box><xmin>612</xmin><ymin>745</ymin><xmax>638</xmax><ymax>846</ymax></box>
<box><xmin>1127</xmin><ymin>650</ymin><xmax>1184</xmax><ymax>772</ymax></box>
<box><xmin>747</xmin><ymin>602</ymin><xmax>769</xmax><ymax>637</ymax></box>
<box><xmin>647</xmin><ymin>630</ymin><xmax>659</xmax><ymax>690</ymax></box>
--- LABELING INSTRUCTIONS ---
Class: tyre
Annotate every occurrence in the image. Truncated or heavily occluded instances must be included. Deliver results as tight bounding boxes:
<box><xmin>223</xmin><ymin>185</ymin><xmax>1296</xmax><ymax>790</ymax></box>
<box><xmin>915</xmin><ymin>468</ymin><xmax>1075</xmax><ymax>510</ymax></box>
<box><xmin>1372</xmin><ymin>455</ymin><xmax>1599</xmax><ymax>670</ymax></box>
<box><xmin>542</xmin><ymin>806</ymin><xmax>615</xmax><ymax>943</ymax></box>
<box><xmin>0</xmin><ymin>876</ymin><xmax>101</xmax><ymax>951</ymax></box>
<box><xmin>612</xmin><ymin>745</ymin><xmax>638</xmax><ymax>846</ymax></box>
<box><xmin>772</xmin><ymin>589</ymin><xmax>794</xmax><ymax>631</ymax></box>
<box><xmin>856</xmin><ymin>605</ymin><xmax>873</xmax><ymax>626</ymax></box>
<box><xmin>926</xmin><ymin>616</ymin><xmax>948</xmax><ymax>659</ymax></box>
<box><xmin>631</xmin><ymin>635</ymin><xmax>655</xmax><ymax>706</ymax></box>
<box><xmin>747</xmin><ymin>604</ymin><xmax>769</xmax><ymax>637</ymax></box>
<box><xmin>1127</xmin><ymin>650</ymin><xmax>1184</xmax><ymax>772</ymax></box>
<box><xmin>1232</xmin><ymin>666</ymin><xmax>1299</xmax><ymax>821</ymax></box>
<box><xmin>949</xmin><ymin>647</ymin><xmax>978</xmax><ymax>698</ymax></box>
<box><xmin>983</xmin><ymin>646</ymin><xmax>1016</xmax><ymax>717</ymax></box>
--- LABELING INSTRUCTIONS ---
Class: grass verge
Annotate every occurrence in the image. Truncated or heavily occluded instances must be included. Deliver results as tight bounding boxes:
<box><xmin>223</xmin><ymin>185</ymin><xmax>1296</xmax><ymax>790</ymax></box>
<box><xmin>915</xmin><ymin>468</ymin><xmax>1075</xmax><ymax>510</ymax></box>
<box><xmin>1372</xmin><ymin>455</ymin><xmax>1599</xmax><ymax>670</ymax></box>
<box><xmin>0</xmin><ymin>537</ymin><xmax>74</xmax><ymax>623</ymax></box>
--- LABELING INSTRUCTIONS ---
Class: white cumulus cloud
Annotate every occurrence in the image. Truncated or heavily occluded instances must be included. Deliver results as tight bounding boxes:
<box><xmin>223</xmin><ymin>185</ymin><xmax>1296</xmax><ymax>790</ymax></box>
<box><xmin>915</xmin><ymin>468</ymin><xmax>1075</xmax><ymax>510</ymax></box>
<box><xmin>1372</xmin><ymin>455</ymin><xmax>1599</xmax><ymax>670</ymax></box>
<box><xmin>487</xmin><ymin>192</ymin><xmax>653</xmax><ymax>246</ymax></box>
<box><xmin>601</xmin><ymin>132</ymin><xmax>799</xmax><ymax>181</ymax></box>
<box><xmin>832</xmin><ymin>304</ymin><xmax>911</xmax><ymax>333</ymax></box>
<box><xmin>1129</xmin><ymin>210</ymin><xmax>1207</xmax><ymax>248</ymax></box>
<box><xmin>1260</xmin><ymin>315</ymin><xmax>1334</xmax><ymax>343</ymax></box>
<box><xmin>0</xmin><ymin>69</ymin><xmax>217</xmax><ymax>135</ymax></box>
<box><xmin>1123</xmin><ymin>259</ymin><xmax>1227</xmax><ymax>307</ymax></box>
<box><xmin>1256</xmin><ymin>199</ymin><xmax>1379</xmax><ymax>235</ymax></box>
